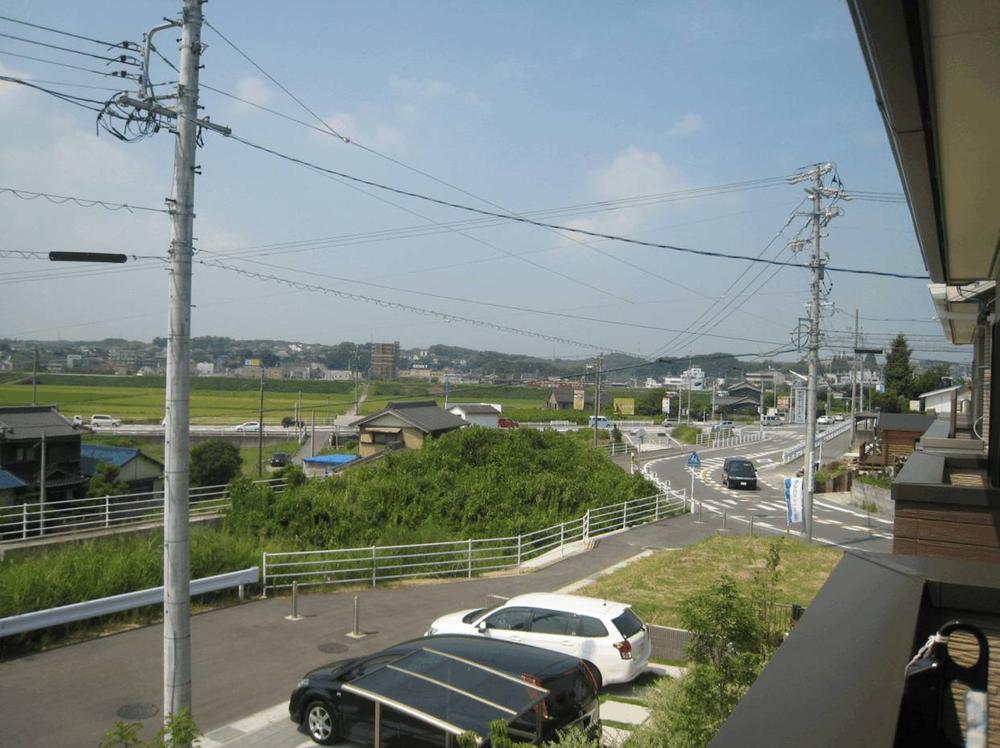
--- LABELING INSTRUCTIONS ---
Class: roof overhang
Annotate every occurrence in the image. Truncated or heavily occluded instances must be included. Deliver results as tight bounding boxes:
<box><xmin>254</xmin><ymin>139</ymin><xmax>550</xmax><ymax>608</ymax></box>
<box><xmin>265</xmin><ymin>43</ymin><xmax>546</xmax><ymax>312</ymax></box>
<box><xmin>927</xmin><ymin>281</ymin><xmax>993</xmax><ymax>344</ymax></box>
<box><xmin>848</xmin><ymin>0</ymin><xmax>1000</xmax><ymax>284</ymax></box>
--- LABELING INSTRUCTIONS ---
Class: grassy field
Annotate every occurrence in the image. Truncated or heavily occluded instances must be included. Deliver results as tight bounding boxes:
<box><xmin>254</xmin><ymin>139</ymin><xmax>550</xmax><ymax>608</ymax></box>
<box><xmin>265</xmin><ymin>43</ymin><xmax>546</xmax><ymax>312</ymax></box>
<box><xmin>83</xmin><ymin>434</ymin><xmax>302</xmax><ymax>477</ymax></box>
<box><xmin>579</xmin><ymin>535</ymin><xmax>842</xmax><ymax>629</ymax></box>
<box><xmin>0</xmin><ymin>381</ymin><xmax>355</xmax><ymax>425</ymax></box>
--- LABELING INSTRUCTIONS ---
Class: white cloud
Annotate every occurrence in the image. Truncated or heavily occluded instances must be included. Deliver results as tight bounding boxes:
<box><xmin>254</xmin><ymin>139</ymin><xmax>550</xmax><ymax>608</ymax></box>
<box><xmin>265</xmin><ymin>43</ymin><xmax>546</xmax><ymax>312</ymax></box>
<box><xmin>667</xmin><ymin>113</ymin><xmax>703</xmax><ymax>136</ymax></box>
<box><xmin>563</xmin><ymin>146</ymin><xmax>687</xmax><ymax>241</ymax></box>
<box><xmin>232</xmin><ymin>76</ymin><xmax>273</xmax><ymax>110</ymax></box>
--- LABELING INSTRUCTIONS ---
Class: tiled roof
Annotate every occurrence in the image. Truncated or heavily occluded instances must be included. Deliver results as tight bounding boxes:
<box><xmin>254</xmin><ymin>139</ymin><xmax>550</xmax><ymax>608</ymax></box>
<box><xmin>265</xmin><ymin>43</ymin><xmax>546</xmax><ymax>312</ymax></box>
<box><xmin>0</xmin><ymin>406</ymin><xmax>78</xmax><ymax>440</ymax></box>
<box><xmin>80</xmin><ymin>444</ymin><xmax>140</xmax><ymax>475</ymax></box>
<box><xmin>357</xmin><ymin>401</ymin><xmax>466</xmax><ymax>433</ymax></box>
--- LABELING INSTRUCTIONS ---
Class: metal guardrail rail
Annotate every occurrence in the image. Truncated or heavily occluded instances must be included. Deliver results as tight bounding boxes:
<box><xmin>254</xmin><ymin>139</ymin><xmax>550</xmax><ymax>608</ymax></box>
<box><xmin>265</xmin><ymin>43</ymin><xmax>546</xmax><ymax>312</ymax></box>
<box><xmin>780</xmin><ymin>420</ymin><xmax>852</xmax><ymax>464</ymax></box>
<box><xmin>0</xmin><ymin>566</ymin><xmax>259</xmax><ymax>637</ymax></box>
<box><xmin>0</xmin><ymin>478</ymin><xmax>286</xmax><ymax>543</ymax></box>
<box><xmin>694</xmin><ymin>429</ymin><xmax>766</xmax><ymax>449</ymax></box>
<box><xmin>262</xmin><ymin>491</ymin><xmax>687</xmax><ymax>594</ymax></box>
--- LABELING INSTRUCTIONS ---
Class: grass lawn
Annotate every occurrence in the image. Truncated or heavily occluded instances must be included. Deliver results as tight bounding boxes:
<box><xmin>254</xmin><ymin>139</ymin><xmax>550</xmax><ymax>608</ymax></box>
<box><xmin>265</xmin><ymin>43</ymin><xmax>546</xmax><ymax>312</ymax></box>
<box><xmin>578</xmin><ymin>535</ymin><xmax>842</xmax><ymax>629</ymax></box>
<box><xmin>82</xmin><ymin>434</ymin><xmax>302</xmax><ymax>477</ymax></box>
<box><xmin>0</xmin><ymin>382</ymin><xmax>354</xmax><ymax>425</ymax></box>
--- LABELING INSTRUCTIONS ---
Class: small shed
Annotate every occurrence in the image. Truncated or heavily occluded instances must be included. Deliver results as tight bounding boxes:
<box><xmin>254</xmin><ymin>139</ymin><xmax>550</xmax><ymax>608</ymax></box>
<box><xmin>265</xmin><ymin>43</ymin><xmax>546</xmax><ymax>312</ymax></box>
<box><xmin>861</xmin><ymin>413</ymin><xmax>935</xmax><ymax>467</ymax></box>
<box><xmin>448</xmin><ymin>403</ymin><xmax>501</xmax><ymax>428</ymax></box>
<box><xmin>545</xmin><ymin>388</ymin><xmax>592</xmax><ymax>411</ymax></box>
<box><xmin>355</xmin><ymin>401</ymin><xmax>466</xmax><ymax>458</ymax></box>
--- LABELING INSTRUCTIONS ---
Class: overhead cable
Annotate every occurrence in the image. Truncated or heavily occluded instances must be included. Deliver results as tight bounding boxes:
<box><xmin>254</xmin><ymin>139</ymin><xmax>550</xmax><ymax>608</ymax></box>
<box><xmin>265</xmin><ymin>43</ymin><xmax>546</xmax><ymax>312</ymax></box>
<box><xmin>216</xmin><ymin>130</ymin><xmax>930</xmax><ymax>281</ymax></box>
<box><xmin>0</xmin><ymin>14</ymin><xmax>136</xmax><ymax>50</ymax></box>
<box><xmin>0</xmin><ymin>31</ymin><xmax>139</xmax><ymax>66</ymax></box>
<box><xmin>0</xmin><ymin>186</ymin><xmax>169</xmax><ymax>214</ymax></box>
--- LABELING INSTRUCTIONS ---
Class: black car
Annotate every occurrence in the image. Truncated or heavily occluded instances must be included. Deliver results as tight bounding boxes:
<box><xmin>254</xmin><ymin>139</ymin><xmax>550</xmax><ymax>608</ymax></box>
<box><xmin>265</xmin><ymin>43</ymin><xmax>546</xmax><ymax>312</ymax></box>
<box><xmin>269</xmin><ymin>452</ymin><xmax>289</xmax><ymax>468</ymax></box>
<box><xmin>289</xmin><ymin>634</ymin><xmax>601</xmax><ymax>746</ymax></box>
<box><xmin>281</xmin><ymin>416</ymin><xmax>306</xmax><ymax>428</ymax></box>
<box><xmin>722</xmin><ymin>457</ymin><xmax>757</xmax><ymax>489</ymax></box>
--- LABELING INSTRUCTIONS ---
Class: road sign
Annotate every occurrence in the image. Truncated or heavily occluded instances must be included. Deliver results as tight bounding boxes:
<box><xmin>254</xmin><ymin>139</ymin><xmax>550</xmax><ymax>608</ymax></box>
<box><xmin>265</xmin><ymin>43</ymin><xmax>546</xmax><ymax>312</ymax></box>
<box><xmin>687</xmin><ymin>451</ymin><xmax>701</xmax><ymax>468</ymax></box>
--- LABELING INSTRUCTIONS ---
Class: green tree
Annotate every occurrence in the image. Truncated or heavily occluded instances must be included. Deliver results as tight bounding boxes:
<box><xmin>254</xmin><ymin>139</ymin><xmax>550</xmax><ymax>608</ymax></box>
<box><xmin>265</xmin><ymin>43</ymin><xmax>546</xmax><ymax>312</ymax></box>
<box><xmin>884</xmin><ymin>334</ymin><xmax>912</xmax><ymax>400</ymax></box>
<box><xmin>911</xmin><ymin>365</ymin><xmax>948</xmax><ymax>400</ymax></box>
<box><xmin>86</xmin><ymin>462</ymin><xmax>130</xmax><ymax>498</ymax></box>
<box><xmin>190</xmin><ymin>440</ymin><xmax>242</xmax><ymax>487</ymax></box>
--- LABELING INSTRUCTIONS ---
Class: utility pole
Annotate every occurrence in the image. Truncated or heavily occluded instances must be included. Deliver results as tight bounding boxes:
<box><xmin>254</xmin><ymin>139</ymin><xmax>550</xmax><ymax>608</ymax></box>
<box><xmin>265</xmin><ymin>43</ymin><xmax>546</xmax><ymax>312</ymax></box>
<box><xmin>759</xmin><ymin>382</ymin><xmax>765</xmax><ymax>436</ymax></box>
<box><xmin>257</xmin><ymin>367</ymin><xmax>264</xmax><ymax>478</ymax></box>
<box><xmin>39</xmin><ymin>431</ymin><xmax>46</xmax><ymax>535</ymax></box>
<box><xmin>851</xmin><ymin>309</ymin><xmax>859</xmax><ymax>445</ymax></box>
<box><xmin>790</xmin><ymin>162</ymin><xmax>843</xmax><ymax>543</ymax></box>
<box><xmin>161</xmin><ymin>1</ymin><xmax>203</xmax><ymax>725</ymax></box>
<box><xmin>311</xmin><ymin>409</ymin><xmax>316</xmax><ymax>457</ymax></box>
<box><xmin>592</xmin><ymin>354</ymin><xmax>603</xmax><ymax>446</ymax></box>
<box><xmin>32</xmin><ymin>348</ymin><xmax>38</xmax><ymax>405</ymax></box>
<box><xmin>686</xmin><ymin>355</ymin><xmax>692</xmax><ymax>424</ymax></box>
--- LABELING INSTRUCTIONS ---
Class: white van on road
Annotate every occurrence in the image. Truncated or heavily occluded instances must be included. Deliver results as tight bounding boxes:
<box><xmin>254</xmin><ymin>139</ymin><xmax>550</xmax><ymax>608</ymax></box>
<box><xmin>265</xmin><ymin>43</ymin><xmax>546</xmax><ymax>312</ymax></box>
<box><xmin>90</xmin><ymin>414</ymin><xmax>122</xmax><ymax>428</ymax></box>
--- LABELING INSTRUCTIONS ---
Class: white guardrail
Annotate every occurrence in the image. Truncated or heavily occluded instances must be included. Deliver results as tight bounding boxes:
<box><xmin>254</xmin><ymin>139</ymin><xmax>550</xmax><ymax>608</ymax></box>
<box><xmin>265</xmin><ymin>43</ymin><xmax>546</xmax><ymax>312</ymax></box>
<box><xmin>0</xmin><ymin>566</ymin><xmax>259</xmax><ymax>638</ymax></box>
<box><xmin>0</xmin><ymin>478</ymin><xmax>285</xmax><ymax>544</ymax></box>
<box><xmin>694</xmin><ymin>429</ymin><xmax>766</xmax><ymax>449</ymax></box>
<box><xmin>262</xmin><ymin>490</ymin><xmax>687</xmax><ymax>594</ymax></box>
<box><xmin>780</xmin><ymin>420</ymin><xmax>852</xmax><ymax>464</ymax></box>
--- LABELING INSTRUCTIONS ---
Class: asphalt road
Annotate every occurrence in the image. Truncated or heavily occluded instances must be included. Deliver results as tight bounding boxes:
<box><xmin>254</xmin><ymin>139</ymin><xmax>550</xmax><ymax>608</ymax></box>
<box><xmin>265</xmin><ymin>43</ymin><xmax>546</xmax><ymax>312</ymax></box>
<box><xmin>643</xmin><ymin>425</ymin><xmax>893</xmax><ymax>554</ymax></box>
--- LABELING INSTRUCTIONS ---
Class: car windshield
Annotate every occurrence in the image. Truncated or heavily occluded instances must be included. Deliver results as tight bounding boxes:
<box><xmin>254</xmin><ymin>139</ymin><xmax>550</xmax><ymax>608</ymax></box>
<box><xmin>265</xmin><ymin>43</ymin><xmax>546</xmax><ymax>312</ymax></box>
<box><xmin>729</xmin><ymin>462</ymin><xmax>755</xmax><ymax>476</ymax></box>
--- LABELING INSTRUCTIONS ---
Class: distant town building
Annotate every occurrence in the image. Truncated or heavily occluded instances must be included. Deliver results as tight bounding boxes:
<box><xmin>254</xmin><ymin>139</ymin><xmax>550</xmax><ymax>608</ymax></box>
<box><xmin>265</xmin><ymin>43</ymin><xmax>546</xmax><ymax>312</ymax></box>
<box><xmin>195</xmin><ymin>362</ymin><xmax>215</xmax><ymax>376</ymax></box>
<box><xmin>370</xmin><ymin>341</ymin><xmax>400</xmax><ymax>381</ymax></box>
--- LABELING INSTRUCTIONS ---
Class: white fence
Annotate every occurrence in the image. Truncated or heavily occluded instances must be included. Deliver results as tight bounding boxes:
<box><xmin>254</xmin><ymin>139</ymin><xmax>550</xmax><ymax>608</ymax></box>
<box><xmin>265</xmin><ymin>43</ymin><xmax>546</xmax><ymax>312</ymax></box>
<box><xmin>0</xmin><ymin>566</ymin><xmax>259</xmax><ymax>638</ymax></box>
<box><xmin>694</xmin><ymin>429</ymin><xmax>766</xmax><ymax>449</ymax></box>
<box><xmin>261</xmin><ymin>491</ymin><xmax>686</xmax><ymax>594</ymax></box>
<box><xmin>0</xmin><ymin>478</ymin><xmax>285</xmax><ymax>544</ymax></box>
<box><xmin>781</xmin><ymin>420</ymin><xmax>852</xmax><ymax>464</ymax></box>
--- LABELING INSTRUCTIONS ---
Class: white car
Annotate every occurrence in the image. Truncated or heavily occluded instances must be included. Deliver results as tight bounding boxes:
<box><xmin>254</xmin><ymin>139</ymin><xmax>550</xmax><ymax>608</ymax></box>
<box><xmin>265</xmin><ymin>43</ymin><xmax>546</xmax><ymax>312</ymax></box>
<box><xmin>816</xmin><ymin>415</ymin><xmax>833</xmax><ymax>425</ymax></box>
<box><xmin>235</xmin><ymin>421</ymin><xmax>261</xmax><ymax>432</ymax></box>
<box><xmin>425</xmin><ymin>592</ymin><xmax>651</xmax><ymax>686</ymax></box>
<box><xmin>90</xmin><ymin>414</ymin><xmax>122</xmax><ymax>428</ymax></box>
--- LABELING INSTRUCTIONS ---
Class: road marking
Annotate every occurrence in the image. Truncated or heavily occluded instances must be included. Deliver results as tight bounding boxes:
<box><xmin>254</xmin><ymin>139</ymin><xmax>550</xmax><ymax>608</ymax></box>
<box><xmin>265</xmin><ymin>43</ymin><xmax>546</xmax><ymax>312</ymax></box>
<box><xmin>813</xmin><ymin>499</ymin><xmax>894</xmax><ymax>526</ymax></box>
<box><xmin>200</xmin><ymin>703</ymin><xmax>290</xmax><ymax>747</ymax></box>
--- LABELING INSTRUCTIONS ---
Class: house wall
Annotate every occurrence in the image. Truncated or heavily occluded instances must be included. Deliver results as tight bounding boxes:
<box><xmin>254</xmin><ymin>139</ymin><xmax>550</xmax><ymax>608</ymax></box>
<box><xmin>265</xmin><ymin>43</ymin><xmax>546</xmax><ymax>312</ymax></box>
<box><xmin>894</xmin><ymin>501</ymin><xmax>1000</xmax><ymax>564</ymax></box>
<box><xmin>463</xmin><ymin>414</ymin><xmax>498</xmax><ymax>428</ymax></box>
<box><xmin>883</xmin><ymin>429</ymin><xmax>925</xmax><ymax>464</ymax></box>
<box><xmin>402</xmin><ymin>428</ymin><xmax>425</xmax><ymax>450</ymax></box>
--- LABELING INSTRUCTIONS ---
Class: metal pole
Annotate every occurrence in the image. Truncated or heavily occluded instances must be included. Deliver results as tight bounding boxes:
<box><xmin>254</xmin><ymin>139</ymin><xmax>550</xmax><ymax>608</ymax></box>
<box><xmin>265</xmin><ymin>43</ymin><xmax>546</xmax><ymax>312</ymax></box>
<box><xmin>39</xmin><ymin>431</ymin><xmax>46</xmax><ymax>536</ymax></box>
<box><xmin>467</xmin><ymin>538</ymin><xmax>473</xmax><ymax>578</ymax></box>
<box><xmin>353</xmin><ymin>595</ymin><xmax>360</xmax><ymax>636</ymax></box>
<box><xmin>311</xmin><ymin>409</ymin><xmax>316</xmax><ymax>458</ymax></box>
<box><xmin>759</xmin><ymin>383</ymin><xmax>765</xmax><ymax>437</ymax></box>
<box><xmin>257</xmin><ymin>367</ymin><xmax>264</xmax><ymax>478</ymax></box>
<box><xmin>690</xmin><ymin>470</ymin><xmax>695</xmax><ymax>513</ymax></box>
<box><xmin>723</xmin><ymin>509</ymin><xmax>728</xmax><ymax>531</ymax></box>
<box><xmin>32</xmin><ymin>347</ymin><xmax>38</xmax><ymax>405</ymax></box>
<box><xmin>851</xmin><ymin>309</ymin><xmax>859</xmax><ymax>446</ymax></box>
<box><xmin>163</xmin><ymin>0</ymin><xmax>203</xmax><ymax>725</ymax></box>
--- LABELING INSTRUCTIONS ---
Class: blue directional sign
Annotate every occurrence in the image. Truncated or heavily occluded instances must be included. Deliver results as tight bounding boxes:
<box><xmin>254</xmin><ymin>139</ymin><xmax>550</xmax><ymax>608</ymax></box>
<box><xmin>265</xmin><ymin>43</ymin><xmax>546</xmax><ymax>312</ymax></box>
<box><xmin>687</xmin><ymin>451</ymin><xmax>701</xmax><ymax>468</ymax></box>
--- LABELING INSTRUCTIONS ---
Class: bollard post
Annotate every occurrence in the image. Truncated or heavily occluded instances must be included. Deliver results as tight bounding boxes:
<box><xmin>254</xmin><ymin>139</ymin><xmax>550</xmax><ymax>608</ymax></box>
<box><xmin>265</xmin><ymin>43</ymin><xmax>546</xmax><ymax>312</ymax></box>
<box><xmin>750</xmin><ymin>515</ymin><xmax>756</xmax><ymax>537</ymax></box>
<box><xmin>105</xmin><ymin>495</ymin><xmax>110</xmax><ymax>528</ymax></box>
<box><xmin>261</xmin><ymin>552</ymin><xmax>268</xmax><ymax>599</ymax></box>
<box><xmin>238</xmin><ymin>583</ymin><xmax>245</xmax><ymax>602</ymax></box>
<box><xmin>583</xmin><ymin>510</ymin><xmax>590</xmax><ymax>543</ymax></box>
<box><xmin>622</xmin><ymin>501</ymin><xmax>628</xmax><ymax>529</ymax></box>
<box><xmin>467</xmin><ymin>538</ymin><xmax>473</xmax><ymax>578</ymax></box>
<box><xmin>723</xmin><ymin>509</ymin><xmax>728</xmax><ymax>531</ymax></box>
<box><xmin>655</xmin><ymin>493</ymin><xmax>661</xmax><ymax>521</ymax></box>
<box><xmin>22</xmin><ymin>502</ymin><xmax>27</xmax><ymax>540</ymax></box>
<box><xmin>347</xmin><ymin>594</ymin><xmax>366</xmax><ymax>638</ymax></box>
<box><xmin>285</xmin><ymin>580</ymin><xmax>302</xmax><ymax>621</ymax></box>
<box><xmin>371</xmin><ymin>546</ymin><xmax>377</xmax><ymax>587</ymax></box>
<box><xmin>516</xmin><ymin>534</ymin><xmax>522</xmax><ymax>567</ymax></box>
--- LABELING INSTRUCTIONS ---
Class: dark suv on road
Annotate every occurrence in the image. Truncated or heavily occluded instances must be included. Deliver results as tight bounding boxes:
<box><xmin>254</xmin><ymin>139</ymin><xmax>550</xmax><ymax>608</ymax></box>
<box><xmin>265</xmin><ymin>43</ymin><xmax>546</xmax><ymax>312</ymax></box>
<box><xmin>722</xmin><ymin>457</ymin><xmax>757</xmax><ymax>489</ymax></box>
<box><xmin>290</xmin><ymin>634</ymin><xmax>601</xmax><ymax>746</ymax></box>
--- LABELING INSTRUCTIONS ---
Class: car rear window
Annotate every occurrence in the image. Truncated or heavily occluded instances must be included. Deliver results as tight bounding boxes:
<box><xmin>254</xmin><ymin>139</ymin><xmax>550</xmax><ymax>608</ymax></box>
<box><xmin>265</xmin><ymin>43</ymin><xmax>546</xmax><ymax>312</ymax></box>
<box><xmin>578</xmin><ymin>616</ymin><xmax>609</xmax><ymax>637</ymax></box>
<box><xmin>612</xmin><ymin>608</ymin><xmax>644</xmax><ymax>639</ymax></box>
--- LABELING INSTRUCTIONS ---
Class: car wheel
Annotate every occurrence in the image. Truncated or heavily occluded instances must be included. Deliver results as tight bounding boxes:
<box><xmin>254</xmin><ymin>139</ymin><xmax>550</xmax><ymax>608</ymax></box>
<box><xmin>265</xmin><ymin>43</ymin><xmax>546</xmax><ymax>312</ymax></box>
<box><xmin>304</xmin><ymin>700</ymin><xmax>339</xmax><ymax>745</ymax></box>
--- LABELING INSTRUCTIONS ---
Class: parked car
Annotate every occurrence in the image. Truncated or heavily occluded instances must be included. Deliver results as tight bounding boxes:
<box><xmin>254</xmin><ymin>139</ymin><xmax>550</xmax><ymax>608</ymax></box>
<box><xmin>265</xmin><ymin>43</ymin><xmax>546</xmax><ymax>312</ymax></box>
<box><xmin>834</xmin><ymin>414</ymin><xmax>845</xmax><ymax>422</ymax></box>
<box><xmin>90</xmin><ymin>414</ymin><xmax>122</xmax><ymax>428</ymax></box>
<box><xmin>425</xmin><ymin>592</ymin><xmax>650</xmax><ymax>686</ymax></box>
<box><xmin>270</xmin><ymin>452</ymin><xmax>289</xmax><ymax>468</ymax></box>
<box><xmin>235</xmin><ymin>421</ymin><xmax>261</xmax><ymax>432</ymax></box>
<box><xmin>289</xmin><ymin>634</ymin><xmax>601</xmax><ymax>746</ymax></box>
<box><xmin>588</xmin><ymin>415</ymin><xmax>612</xmax><ymax>429</ymax></box>
<box><xmin>711</xmin><ymin>420</ymin><xmax>735</xmax><ymax>432</ymax></box>
<box><xmin>281</xmin><ymin>416</ymin><xmax>306</xmax><ymax>428</ymax></box>
<box><xmin>816</xmin><ymin>415</ymin><xmax>833</xmax><ymax>425</ymax></box>
<box><xmin>722</xmin><ymin>457</ymin><xmax>758</xmax><ymax>489</ymax></box>
<box><xmin>498</xmin><ymin>417</ymin><xmax>520</xmax><ymax>428</ymax></box>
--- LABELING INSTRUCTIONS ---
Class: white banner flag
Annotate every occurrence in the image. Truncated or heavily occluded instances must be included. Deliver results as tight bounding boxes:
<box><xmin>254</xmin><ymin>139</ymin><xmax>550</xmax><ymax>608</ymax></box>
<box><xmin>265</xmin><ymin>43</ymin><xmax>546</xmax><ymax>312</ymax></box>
<box><xmin>784</xmin><ymin>477</ymin><xmax>803</xmax><ymax>524</ymax></box>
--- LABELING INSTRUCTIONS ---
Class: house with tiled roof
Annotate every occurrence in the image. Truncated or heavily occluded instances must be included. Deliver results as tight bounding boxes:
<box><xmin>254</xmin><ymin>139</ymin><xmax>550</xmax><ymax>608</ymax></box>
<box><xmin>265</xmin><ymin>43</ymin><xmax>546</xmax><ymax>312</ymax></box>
<box><xmin>0</xmin><ymin>405</ymin><xmax>88</xmax><ymax>508</ymax></box>
<box><xmin>355</xmin><ymin>401</ymin><xmax>466</xmax><ymax>457</ymax></box>
<box><xmin>80</xmin><ymin>444</ymin><xmax>164</xmax><ymax>495</ymax></box>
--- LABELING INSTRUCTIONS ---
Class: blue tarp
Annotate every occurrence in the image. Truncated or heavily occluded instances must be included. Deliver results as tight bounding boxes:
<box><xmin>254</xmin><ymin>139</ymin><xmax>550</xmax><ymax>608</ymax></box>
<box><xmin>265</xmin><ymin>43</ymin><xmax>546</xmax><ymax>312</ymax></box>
<box><xmin>0</xmin><ymin>469</ymin><xmax>27</xmax><ymax>490</ymax></box>
<box><xmin>302</xmin><ymin>454</ymin><xmax>357</xmax><ymax>465</ymax></box>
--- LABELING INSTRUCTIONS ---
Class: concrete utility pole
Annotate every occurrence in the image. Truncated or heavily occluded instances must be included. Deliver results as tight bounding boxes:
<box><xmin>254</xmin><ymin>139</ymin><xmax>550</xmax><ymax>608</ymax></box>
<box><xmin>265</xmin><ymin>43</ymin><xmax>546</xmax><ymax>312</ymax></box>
<box><xmin>592</xmin><ymin>354</ymin><xmax>603</xmax><ymax>446</ymax></box>
<box><xmin>257</xmin><ymin>367</ymin><xmax>265</xmax><ymax>477</ymax></box>
<box><xmin>162</xmin><ymin>0</ymin><xmax>204</xmax><ymax>726</ymax></box>
<box><xmin>851</xmin><ymin>308</ymin><xmax>858</xmax><ymax>445</ymax></box>
<box><xmin>792</xmin><ymin>162</ymin><xmax>843</xmax><ymax>543</ymax></box>
<box><xmin>32</xmin><ymin>348</ymin><xmax>38</xmax><ymax>405</ymax></box>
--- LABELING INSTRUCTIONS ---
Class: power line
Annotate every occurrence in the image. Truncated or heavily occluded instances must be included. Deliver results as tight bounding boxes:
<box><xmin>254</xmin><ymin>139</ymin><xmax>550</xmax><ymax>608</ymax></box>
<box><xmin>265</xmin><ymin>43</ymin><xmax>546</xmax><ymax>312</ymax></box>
<box><xmin>0</xmin><ymin>49</ymin><xmax>135</xmax><ymax>79</ymax></box>
<box><xmin>0</xmin><ymin>30</ymin><xmax>140</xmax><ymax>66</ymax></box>
<box><xmin>0</xmin><ymin>74</ymin><xmax>117</xmax><ymax>112</ymax></box>
<box><xmin>0</xmin><ymin>186</ymin><xmax>169</xmax><ymax>214</ymax></box>
<box><xmin>214</xmin><ymin>129</ymin><xmax>930</xmax><ymax>281</ymax></box>
<box><xmin>0</xmin><ymin>14</ymin><xmax>136</xmax><ymax>51</ymax></box>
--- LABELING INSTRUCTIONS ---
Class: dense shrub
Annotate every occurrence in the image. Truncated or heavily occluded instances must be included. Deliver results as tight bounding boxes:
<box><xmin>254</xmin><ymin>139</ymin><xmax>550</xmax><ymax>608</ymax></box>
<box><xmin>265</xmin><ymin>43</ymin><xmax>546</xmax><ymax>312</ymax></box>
<box><xmin>190</xmin><ymin>440</ymin><xmax>242</xmax><ymax>486</ymax></box>
<box><xmin>227</xmin><ymin>427</ymin><xmax>656</xmax><ymax>547</ymax></box>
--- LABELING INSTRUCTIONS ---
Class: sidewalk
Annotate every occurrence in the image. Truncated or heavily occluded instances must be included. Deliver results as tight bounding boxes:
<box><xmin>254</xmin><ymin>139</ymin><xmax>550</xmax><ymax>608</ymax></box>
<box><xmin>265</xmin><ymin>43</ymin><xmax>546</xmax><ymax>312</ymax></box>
<box><xmin>0</xmin><ymin>513</ymin><xmax>717</xmax><ymax>748</ymax></box>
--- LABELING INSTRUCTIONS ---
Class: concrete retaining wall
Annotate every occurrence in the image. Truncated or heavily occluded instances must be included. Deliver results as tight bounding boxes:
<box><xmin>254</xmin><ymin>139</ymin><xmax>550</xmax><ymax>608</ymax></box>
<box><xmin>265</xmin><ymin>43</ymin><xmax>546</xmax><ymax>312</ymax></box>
<box><xmin>850</xmin><ymin>481</ymin><xmax>894</xmax><ymax>518</ymax></box>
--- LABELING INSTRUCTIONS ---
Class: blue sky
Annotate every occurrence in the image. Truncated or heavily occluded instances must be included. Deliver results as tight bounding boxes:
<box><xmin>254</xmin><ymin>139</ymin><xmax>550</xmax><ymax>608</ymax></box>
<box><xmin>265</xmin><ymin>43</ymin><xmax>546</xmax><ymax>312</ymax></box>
<box><xmin>0</xmin><ymin>1</ymin><xmax>956</xmax><ymax>362</ymax></box>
